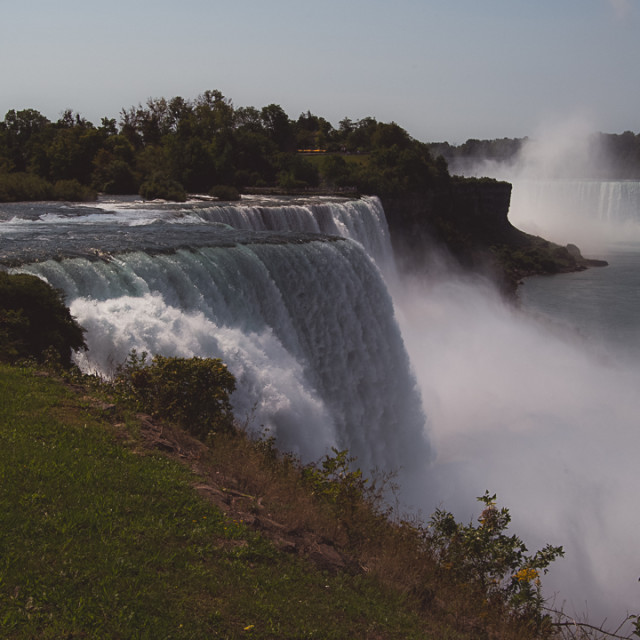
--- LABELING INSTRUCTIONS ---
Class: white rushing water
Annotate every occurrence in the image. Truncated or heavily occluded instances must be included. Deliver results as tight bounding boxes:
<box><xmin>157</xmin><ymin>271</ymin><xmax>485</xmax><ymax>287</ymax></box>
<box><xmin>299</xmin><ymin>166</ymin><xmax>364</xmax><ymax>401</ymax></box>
<box><xmin>3</xmin><ymin>187</ymin><xmax>640</xmax><ymax>628</ymax></box>
<box><xmin>6</xmin><ymin>196</ymin><xmax>428</xmax><ymax>483</ymax></box>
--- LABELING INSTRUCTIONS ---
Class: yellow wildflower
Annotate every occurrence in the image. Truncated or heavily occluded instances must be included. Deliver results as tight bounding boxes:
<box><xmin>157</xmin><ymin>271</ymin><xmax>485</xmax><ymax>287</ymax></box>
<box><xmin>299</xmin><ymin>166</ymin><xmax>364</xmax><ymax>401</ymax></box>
<box><xmin>514</xmin><ymin>567</ymin><xmax>539</xmax><ymax>582</ymax></box>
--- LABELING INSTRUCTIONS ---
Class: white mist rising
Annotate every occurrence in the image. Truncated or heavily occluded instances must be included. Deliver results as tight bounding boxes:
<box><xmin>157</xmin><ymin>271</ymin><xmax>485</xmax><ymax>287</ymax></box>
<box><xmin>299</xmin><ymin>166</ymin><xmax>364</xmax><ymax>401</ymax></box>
<box><xmin>394</xmin><ymin>127</ymin><xmax>640</xmax><ymax>624</ymax></box>
<box><xmin>455</xmin><ymin>116</ymin><xmax>640</xmax><ymax>251</ymax></box>
<box><xmin>391</xmin><ymin>250</ymin><xmax>640</xmax><ymax>627</ymax></box>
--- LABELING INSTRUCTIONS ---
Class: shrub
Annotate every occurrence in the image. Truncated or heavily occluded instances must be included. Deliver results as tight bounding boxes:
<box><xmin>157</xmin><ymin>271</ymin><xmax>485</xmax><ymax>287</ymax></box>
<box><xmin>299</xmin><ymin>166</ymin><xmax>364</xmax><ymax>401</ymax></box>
<box><xmin>429</xmin><ymin>491</ymin><xmax>564</xmax><ymax>627</ymax></box>
<box><xmin>0</xmin><ymin>272</ymin><xmax>86</xmax><ymax>366</ymax></box>
<box><xmin>115</xmin><ymin>351</ymin><xmax>236</xmax><ymax>439</ymax></box>
<box><xmin>0</xmin><ymin>173</ymin><xmax>96</xmax><ymax>202</ymax></box>
<box><xmin>0</xmin><ymin>172</ymin><xmax>52</xmax><ymax>202</ymax></box>
<box><xmin>139</xmin><ymin>174</ymin><xmax>187</xmax><ymax>202</ymax></box>
<box><xmin>209</xmin><ymin>184</ymin><xmax>241</xmax><ymax>201</ymax></box>
<box><xmin>302</xmin><ymin>448</ymin><xmax>367</xmax><ymax>505</ymax></box>
<box><xmin>52</xmin><ymin>179</ymin><xmax>97</xmax><ymax>202</ymax></box>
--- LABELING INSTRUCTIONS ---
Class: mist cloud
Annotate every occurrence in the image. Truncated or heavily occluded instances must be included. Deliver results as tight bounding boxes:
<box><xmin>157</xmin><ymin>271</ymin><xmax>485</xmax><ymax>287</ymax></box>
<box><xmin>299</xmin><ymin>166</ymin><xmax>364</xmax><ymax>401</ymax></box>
<box><xmin>454</xmin><ymin>115</ymin><xmax>640</xmax><ymax>250</ymax></box>
<box><xmin>608</xmin><ymin>0</ymin><xmax>634</xmax><ymax>18</ymax></box>
<box><xmin>393</xmin><ymin>268</ymin><xmax>640</xmax><ymax>630</ymax></box>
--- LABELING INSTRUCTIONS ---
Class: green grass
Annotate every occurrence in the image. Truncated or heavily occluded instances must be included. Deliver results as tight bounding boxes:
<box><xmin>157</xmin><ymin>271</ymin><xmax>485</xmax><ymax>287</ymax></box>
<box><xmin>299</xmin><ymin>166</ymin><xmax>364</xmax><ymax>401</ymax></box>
<box><xmin>0</xmin><ymin>364</ymin><xmax>431</xmax><ymax>639</ymax></box>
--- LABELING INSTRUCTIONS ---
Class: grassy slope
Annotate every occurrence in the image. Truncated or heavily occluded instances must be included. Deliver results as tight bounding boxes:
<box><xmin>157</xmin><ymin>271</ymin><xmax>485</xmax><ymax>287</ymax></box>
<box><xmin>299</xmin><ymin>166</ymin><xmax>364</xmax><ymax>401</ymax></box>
<box><xmin>0</xmin><ymin>363</ymin><xmax>554</xmax><ymax>640</ymax></box>
<box><xmin>0</xmin><ymin>364</ymin><xmax>442</xmax><ymax>640</ymax></box>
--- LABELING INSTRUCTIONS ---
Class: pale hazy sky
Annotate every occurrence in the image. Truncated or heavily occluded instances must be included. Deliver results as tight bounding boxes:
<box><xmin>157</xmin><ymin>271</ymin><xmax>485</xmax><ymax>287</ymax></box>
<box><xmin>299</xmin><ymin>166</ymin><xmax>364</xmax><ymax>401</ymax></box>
<box><xmin>2</xmin><ymin>0</ymin><xmax>638</xmax><ymax>143</ymax></box>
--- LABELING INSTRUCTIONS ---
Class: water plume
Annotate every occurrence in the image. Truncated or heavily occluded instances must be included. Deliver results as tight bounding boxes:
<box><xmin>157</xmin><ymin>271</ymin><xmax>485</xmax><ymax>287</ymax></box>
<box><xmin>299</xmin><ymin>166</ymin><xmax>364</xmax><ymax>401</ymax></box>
<box><xmin>608</xmin><ymin>0</ymin><xmax>634</xmax><ymax>19</ymax></box>
<box><xmin>455</xmin><ymin>117</ymin><xmax>640</xmax><ymax>250</ymax></box>
<box><xmin>391</xmin><ymin>250</ymin><xmax>640</xmax><ymax>629</ymax></box>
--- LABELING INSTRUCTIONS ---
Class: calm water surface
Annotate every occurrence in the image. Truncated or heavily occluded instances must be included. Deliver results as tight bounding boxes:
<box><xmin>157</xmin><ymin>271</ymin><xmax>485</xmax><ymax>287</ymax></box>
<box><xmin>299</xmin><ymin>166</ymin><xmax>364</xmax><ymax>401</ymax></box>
<box><xmin>518</xmin><ymin>242</ymin><xmax>640</xmax><ymax>360</ymax></box>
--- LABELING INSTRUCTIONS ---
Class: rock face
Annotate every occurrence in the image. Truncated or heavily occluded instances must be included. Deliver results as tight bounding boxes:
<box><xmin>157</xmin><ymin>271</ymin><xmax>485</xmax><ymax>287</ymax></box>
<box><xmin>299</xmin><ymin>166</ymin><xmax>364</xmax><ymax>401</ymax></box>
<box><xmin>382</xmin><ymin>179</ymin><xmax>515</xmax><ymax>268</ymax></box>
<box><xmin>381</xmin><ymin>178</ymin><xmax>606</xmax><ymax>292</ymax></box>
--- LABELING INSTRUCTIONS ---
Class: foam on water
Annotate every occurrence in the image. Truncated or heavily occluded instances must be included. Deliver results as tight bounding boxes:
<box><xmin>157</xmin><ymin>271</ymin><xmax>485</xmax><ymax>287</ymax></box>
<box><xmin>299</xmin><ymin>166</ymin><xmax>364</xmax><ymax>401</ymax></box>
<box><xmin>17</xmin><ymin>232</ymin><xmax>428</xmax><ymax>481</ymax></box>
<box><xmin>6</xmin><ymin>190</ymin><xmax>640</xmax><ymax>627</ymax></box>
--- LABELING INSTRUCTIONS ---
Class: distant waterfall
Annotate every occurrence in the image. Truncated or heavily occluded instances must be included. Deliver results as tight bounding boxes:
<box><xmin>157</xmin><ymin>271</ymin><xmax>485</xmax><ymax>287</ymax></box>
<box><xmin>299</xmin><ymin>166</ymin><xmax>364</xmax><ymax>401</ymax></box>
<box><xmin>508</xmin><ymin>179</ymin><xmax>640</xmax><ymax>247</ymax></box>
<box><xmin>13</xmin><ymin>196</ymin><xmax>429</xmax><ymax>476</ymax></box>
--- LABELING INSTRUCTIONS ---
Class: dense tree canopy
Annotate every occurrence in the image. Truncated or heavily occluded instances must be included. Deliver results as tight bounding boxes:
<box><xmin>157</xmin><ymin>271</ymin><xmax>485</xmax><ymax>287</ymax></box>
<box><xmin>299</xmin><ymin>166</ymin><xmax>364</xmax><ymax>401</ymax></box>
<box><xmin>0</xmin><ymin>91</ymin><xmax>450</xmax><ymax>201</ymax></box>
<box><xmin>2</xmin><ymin>91</ymin><xmax>638</xmax><ymax>203</ymax></box>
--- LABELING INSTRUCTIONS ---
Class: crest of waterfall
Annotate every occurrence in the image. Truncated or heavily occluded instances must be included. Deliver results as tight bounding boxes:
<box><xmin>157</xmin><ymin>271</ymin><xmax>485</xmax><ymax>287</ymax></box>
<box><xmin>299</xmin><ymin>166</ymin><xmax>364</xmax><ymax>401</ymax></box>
<box><xmin>11</xmin><ymin>196</ymin><xmax>429</xmax><ymax>477</ymax></box>
<box><xmin>188</xmin><ymin>196</ymin><xmax>396</xmax><ymax>271</ymax></box>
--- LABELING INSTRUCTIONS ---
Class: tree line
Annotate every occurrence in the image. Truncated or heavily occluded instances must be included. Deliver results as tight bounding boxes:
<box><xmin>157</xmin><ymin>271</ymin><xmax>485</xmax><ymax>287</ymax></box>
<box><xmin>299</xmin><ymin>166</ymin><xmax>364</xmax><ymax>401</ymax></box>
<box><xmin>0</xmin><ymin>90</ymin><xmax>449</xmax><ymax>202</ymax></box>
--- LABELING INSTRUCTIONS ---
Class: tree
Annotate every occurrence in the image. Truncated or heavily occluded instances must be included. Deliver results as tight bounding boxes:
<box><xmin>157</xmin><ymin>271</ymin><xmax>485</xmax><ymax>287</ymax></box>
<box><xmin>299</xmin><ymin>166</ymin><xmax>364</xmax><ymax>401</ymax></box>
<box><xmin>47</xmin><ymin>119</ymin><xmax>102</xmax><ymax>184</ymax></box>
<box><xmin>178</xmin><ymin>90</ymin><xmax>235</xmax><ymax>142</ymax></box>
<box><xmin>261</xmin><ymin>104</ymin><xmax>295</xmax><ymax>151</ymax></box>
<box><xmin>1</xmin><ymin>109</ymin><xmax>52</xmax><ymax>172</ymax></box>
<box><xmin>0</xmin><ymin>272</ymin><xmax>86</xmax><ymax>367</ymax></box>
<box><xmin>295</xmin><ymin>111</ymin><xmax>334</xmax><ymax>149</ymax></box>
<box><xmin>371</xmin><ymin>122</ymin><xmax>412</xmax><ymax>151</ymax></box>
<box><xmin>321</xmin><ymin>154</ymin><xmax>353</xmax><ymax>187</ymax></box>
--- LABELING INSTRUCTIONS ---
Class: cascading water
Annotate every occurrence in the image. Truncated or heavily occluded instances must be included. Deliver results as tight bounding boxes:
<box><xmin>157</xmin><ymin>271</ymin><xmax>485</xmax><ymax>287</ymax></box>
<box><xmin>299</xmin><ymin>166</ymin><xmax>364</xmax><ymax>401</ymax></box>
<box><xmin>5</xmin><ymin>187</ymin><xmax>640</xmax><ymax>625</ymax></box>
<box><xmin>508</xmin><ymin>178</ymin><xmax>640</xmax><ymax>248</ymax></box>
<box><xmin>185</xmin><ymin>197</ymin><xmax>396</xmax><ymax>270</ymax></box>
<box><xmin>5</xmin><ymin>196</ymin><xmax>428</xmax><ymax>479</ymax></box>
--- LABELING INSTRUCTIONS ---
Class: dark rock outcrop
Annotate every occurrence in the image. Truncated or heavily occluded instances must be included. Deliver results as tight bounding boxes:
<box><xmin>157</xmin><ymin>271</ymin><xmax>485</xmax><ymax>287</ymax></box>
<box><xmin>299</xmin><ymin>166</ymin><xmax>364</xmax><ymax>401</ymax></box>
<box><xmin>381</xmin><ymin>178</ymin><xmax>607</xmax><ymax>292</ymax></box>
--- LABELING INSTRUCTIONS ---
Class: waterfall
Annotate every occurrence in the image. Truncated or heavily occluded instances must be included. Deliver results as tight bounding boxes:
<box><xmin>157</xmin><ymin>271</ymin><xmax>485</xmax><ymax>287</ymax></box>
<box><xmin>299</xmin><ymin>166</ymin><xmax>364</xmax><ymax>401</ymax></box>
<box><xmin>183</xmin><ymin>196</ymin><xmax>395</xmax><ymax>270</ymax></box>
<box><xmin>508</xmin><ymin>179</ymin><xmax>640</xmax><ymax>248</ymax></box>
<box><xmin>12</xmin><ymin>196</ymin><xmax>429</xmax><ymax>477</ymax></box>
<box><xmin>5</xmin><ymin>191</ymin><xmax>639</xmax><ymax>622</ymax></box>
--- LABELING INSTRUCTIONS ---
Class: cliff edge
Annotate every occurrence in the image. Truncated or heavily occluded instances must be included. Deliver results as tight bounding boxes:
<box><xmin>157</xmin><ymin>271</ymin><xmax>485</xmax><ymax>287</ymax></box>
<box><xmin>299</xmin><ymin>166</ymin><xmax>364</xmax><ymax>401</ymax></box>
<box><xmin>381</xmin><ymin>177</ymin><xmax>606</xmax><ymax>292</ymax></box>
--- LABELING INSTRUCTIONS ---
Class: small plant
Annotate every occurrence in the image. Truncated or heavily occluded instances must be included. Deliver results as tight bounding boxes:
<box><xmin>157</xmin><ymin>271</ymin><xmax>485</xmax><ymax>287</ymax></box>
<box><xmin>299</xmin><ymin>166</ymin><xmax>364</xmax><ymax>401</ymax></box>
<box><xmin>302</xmin><ymin>447</ymin><xmax>367</xmax><ymax>505</ymax></box>
<box><xmin>114</xmin><ymin>350</ymin><xmax>236</xmax><ymax>439</ymax></box>
<box><xmin>629</xmin><ymin>611</ymin><xmax>640</xmax><ymax>638</ymax></box>
<box><xmin>429</xmin><ymin>491</ymin><xmax>564</xmax><ymax>628</ymax></box>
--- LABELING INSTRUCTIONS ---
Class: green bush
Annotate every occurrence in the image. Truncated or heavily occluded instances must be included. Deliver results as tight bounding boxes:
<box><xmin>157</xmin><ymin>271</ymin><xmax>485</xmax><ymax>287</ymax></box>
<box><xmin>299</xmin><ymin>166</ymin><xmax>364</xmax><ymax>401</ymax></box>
<box><xmin>115</xmin><ymin>351</ymin><xmax>236</xmax><ymax>439</ymax></box>
<box><xmin>302</xmin><ymin>447</ymin><xmax>367</xmax><ymax>505</ymax></box>
<box><xmin>429</xmin><ymin>491</ymin><xmax>564</xmax><ymax>627</ymax></box>
<box><xmin>139</xmin><ymin>174</ymin><xmax>187</xmax><ymax>202</ymax></box>
<box><xmin>52</xmin><ymin>179</ymin><xmax>97</xmax><ymax>202</ymax></box>
<box><xmin>209</xmin><ymin>184</ymin><xmax>241</xmax><ymax>201</ymax></box>
<box><xmin>0</xmin><ymin>272</ymin><xmax>86</xmax><ymax>366</ymax></box>
<box><xmin>0</xmin><ymin>172</ymin><xmax>52</xmax><ymax>202</ymax></box>
<box><xmin>0</xmin><ymin>173</ymin><xmax>96</xmax><ymax>202</ymax></box>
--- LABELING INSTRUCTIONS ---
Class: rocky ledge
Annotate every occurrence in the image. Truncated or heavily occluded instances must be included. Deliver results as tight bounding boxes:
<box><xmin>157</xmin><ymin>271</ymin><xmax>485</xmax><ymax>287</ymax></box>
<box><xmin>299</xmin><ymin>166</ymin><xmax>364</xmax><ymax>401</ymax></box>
<box><xmin>381</xmin><ymin>178</ymin><xmax>607</xmax><ymax>293</ymax></box>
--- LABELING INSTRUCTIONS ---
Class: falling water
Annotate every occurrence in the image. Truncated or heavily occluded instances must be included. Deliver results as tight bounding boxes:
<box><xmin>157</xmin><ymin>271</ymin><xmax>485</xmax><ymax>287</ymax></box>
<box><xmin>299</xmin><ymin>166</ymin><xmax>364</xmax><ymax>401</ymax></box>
<box><xmin>6</xmin><ymin>196</ymin><xmax>428</xmax><ymax>481</ymax></box>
